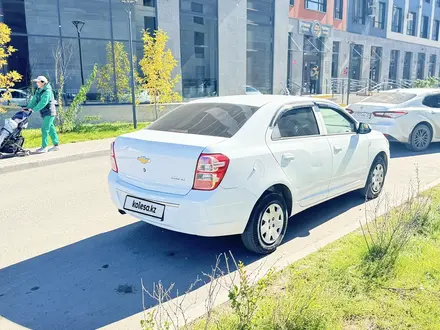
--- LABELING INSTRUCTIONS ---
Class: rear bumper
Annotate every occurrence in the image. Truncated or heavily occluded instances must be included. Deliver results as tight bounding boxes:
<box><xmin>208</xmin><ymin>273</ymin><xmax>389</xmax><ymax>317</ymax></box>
<box><xmin>370</xmin><ymin>122</ymin><xmax>409</xmax><ymax>143</ymax></box>
<box><xmin>108</xmin><ymin>171</ymin><xmax>257</xmax><ymax>237</ymax></box>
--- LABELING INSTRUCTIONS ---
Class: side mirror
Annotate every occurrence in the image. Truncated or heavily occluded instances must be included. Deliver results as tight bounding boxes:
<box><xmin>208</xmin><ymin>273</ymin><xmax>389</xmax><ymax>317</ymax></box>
<box><xmin>357</xmin><ymin>122</ymin><xmax>372</xmax><ymax>134</ymax></box>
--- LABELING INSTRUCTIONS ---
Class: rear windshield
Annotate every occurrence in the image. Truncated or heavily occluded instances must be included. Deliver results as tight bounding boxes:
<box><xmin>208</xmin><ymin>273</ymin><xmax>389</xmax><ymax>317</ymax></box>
<box><xmin>147</xmin><ymin>103</ymin><xmax>259</xmax><ymax>138</ymax></box>
<box><xmin>363</xmin><ymin>92</ymin><xmax>416</xmax><ymax>104</ymax></box>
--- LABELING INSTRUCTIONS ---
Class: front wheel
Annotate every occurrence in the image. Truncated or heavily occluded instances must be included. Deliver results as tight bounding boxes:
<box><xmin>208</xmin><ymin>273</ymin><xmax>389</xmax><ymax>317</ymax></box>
<box><xmin>241</xmin><ymin>192</ymin><xmax>288</xmax><ymax>254</ymax></box>
<box><xmin>406</xmin><ymin>123</ymin><xmax>432</xmax><ymax>152</ymax></box>
<box><xmin>360</xmin><ymin>156</ymin><xmax>387</xmax><ymax>200</ymax></box>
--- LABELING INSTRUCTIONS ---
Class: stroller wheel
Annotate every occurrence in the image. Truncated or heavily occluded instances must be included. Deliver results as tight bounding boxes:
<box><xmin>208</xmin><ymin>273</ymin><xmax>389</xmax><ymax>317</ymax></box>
<box><xmin>0</xmin><ymin>153</ymin><xmax>3</xmax><ymax>159</ymax></box>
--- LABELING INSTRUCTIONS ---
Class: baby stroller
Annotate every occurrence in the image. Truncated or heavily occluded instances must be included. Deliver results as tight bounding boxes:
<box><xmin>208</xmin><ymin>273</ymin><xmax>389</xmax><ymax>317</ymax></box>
<box><xmin>0</xmin><ymin>109</ymin><xmax>32</xmax><ymax>158</ymax></box>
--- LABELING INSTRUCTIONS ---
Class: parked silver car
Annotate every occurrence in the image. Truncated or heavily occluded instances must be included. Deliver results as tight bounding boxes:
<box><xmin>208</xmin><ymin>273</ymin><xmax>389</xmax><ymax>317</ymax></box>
<box><xmin>0</xmin><ymin>89</ymin><xmax>31</xmax><ymax>107</ymax></box>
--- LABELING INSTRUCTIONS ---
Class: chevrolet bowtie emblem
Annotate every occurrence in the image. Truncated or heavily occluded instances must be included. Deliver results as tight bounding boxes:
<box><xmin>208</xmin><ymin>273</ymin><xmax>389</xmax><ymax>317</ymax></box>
<box><xmin>137</xmin><ymin>156</ymin><xmax>151</xmax><ymax>164</ymax></box>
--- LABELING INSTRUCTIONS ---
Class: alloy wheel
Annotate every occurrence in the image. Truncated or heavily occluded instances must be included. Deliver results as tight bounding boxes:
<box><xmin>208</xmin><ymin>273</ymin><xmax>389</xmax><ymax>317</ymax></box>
<box><xmin>413</xmin><ymin>126</ymin><xmax>430</xmax><ymax>150</ymax></box>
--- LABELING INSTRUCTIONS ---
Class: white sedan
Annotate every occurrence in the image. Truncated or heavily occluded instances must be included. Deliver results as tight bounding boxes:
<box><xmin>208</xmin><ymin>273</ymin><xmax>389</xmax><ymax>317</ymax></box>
<box><xmin>347</xmin><ymin>88</ymin><xmax>440</xmax><ymax>151</ymax></box>
<box><xmin>108</xmin><ymin>95</ymin><xmax>389</xmax><ymax>254</ymax></box>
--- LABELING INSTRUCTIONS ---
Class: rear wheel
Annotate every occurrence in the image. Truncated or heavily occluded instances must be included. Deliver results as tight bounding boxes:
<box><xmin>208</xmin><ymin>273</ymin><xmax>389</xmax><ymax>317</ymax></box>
<box><xmin>241</xmin><ymin>192</ymin><xmax>288</xmax><ymax>254</ymax></box>
<box><xmin>360</xmin><ymin>156</ymin><xmax>387</xmax><ymax>200</ymax></box>
<box><xmin>406</xmin><ymin>123</ymin><xmax>432</xmax><ymax>152</ymax></box>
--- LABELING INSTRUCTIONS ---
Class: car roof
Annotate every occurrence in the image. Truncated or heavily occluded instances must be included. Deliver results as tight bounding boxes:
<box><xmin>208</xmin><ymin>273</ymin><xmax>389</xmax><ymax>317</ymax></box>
<box><xmin>188</xmin><ymin>95</ymin><xmax>336</xmax><ymax>108</ymax></box>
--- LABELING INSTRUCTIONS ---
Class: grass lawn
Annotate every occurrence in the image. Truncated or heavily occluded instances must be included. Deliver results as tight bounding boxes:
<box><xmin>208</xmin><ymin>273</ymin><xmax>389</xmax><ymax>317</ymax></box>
<box><xmin>22</xmin><ymin>122</ymin><xmax>149</xmax><ymax>148</ymax></box>
<box><xmin>190</xmin><ymin>187</ymin><xmax>440</xmax><ymax>330</ymax></box>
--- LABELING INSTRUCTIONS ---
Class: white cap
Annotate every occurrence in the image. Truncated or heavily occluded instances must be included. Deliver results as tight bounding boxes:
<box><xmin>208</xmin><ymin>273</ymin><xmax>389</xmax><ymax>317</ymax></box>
<box><xmin>33</xmin><ymin>76</ymin><xmax>48</xmax><ymax>83</ymax></box>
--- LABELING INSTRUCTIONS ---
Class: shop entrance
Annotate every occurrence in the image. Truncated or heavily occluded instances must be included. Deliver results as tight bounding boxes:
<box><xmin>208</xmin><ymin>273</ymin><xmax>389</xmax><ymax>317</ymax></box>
<box><xmin>302</xmin><ymin>35</ymin><xmax>323</xmax><ymax>95</ymax></box>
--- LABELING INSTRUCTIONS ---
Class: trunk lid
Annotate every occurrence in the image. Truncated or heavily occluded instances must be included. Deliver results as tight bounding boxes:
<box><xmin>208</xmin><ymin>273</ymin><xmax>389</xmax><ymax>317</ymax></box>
<box><xmin>114</xmin><ymin>129</ymin><xmax>227</xmax><ymax>195</ymax></box>
<box><xmin>347</xmin><ymin>102</ymin><xmax>395</xmax><ymax>123</ymax></box>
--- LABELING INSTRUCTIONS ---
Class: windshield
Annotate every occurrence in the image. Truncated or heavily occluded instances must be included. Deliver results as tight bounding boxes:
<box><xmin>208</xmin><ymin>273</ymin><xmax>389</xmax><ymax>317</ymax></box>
<box><xmin>363</xmin><ymin>92</ymin><xmax>416</xmax><ymax>104</ymax></box>
<box><xmin>147</xmin><ymin>103</ymin><xmax>259</xmax><ymax>138</ymax></box>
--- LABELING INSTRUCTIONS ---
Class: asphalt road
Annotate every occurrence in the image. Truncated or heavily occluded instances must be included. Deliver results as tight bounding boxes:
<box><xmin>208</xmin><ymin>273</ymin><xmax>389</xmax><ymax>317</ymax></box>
<box><xmin>1</xmin><ymin>143</ymin><xmax>440</xmax><ymax>329</ymax></box>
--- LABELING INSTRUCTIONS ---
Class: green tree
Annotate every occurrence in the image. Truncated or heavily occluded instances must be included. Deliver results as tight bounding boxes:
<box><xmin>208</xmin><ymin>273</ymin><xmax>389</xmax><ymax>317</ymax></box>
<box><xmin>0</xmin><ymin>23</ymin><xmax>22</xmax><ymax>113</ymax></box>
<box><xmin>138</xmin><ymin>29</ymin><xmax>182</xmax><ymax>119</ymax></box>
<box><xmin>97</xmin><ymin>41</ymin><xmax>140</xmax><ymax>103</ymax></box>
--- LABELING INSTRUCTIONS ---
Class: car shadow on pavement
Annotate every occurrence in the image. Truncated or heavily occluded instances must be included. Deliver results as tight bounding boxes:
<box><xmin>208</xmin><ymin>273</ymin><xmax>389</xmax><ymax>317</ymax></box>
<box><xmin>390</xmin><ymin>142</ymin><xmax>440</xmax><ymax>158</ymax></box>
<box><xmin>0</xmin><ymin>193</ymin><xmax>364</xmax><ymax>330</ymax></box>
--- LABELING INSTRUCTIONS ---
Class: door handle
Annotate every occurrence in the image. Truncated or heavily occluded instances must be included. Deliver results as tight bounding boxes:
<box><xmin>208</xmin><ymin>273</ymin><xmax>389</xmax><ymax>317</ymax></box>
<box><xmin>333</xmin><ymin>145</ymin><xmax>343</xmax><ymax>153</ymax></box>
<box><xmin>281</xmin><ymin>153</ymin><xmax>295</xmax><ymax>162</ymax></box>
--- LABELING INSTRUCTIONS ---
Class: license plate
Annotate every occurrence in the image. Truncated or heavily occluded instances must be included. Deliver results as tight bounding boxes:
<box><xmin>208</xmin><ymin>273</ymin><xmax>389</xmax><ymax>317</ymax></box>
<box><xmin>124</xmin><ymin>196</ymin><xmax>165</xmax><ymax>220</ymax></box>
<box><xmin>354</xmin><ymin>112</ymin><xmax>372</xmax><ymax>121</ymax></box>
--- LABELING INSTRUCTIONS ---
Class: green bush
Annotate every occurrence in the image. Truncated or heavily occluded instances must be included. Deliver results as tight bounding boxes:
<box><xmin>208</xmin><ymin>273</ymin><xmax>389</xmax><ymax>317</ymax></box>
<box><xmin>57</xmin><ymin>64</ymin><xmax>98</xmax><ymax>133</ymax></box>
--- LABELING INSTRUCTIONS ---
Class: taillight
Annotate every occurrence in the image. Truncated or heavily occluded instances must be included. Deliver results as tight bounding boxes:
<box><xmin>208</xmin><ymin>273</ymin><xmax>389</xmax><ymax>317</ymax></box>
<box><xmin>372</xmin><ymin>111</ymin><xmax>407</xmax><ymax>119</ymax></box>
<box><xmin>193</xmin><ymin>153</ymin><xmax>230</xmax><ymax>191</ymax></box>
<box><xmin>110</xmin><ymin>141</ymin><xmax>118</xmax><ymax>173</ymax></box>
<box><xmin>346</xmin><ymin>108</ymin><xmax>354</xmax><ymax>114</ymax></box>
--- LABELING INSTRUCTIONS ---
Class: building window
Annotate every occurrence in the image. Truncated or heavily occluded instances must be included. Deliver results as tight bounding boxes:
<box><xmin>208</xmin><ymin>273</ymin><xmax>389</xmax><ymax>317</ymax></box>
<box><xmin>353</xmin><ymin>0</ymin><xmax>366</xmax><ymax>24</ymax></box>
<box><xmin>305</xmin><ymin>0</ymin><xmax>327</xmax><ymax>12</ymax></box>
<box><xmin>334</xmin><ymin>0</ymin><xmax>343</xmax><ymax>19</ymax></box>
<box><xmin>194</xmin><ymin>32</ymin><xmax>204</xmax><ymax>46</ymax></box>
<box><xmin>143</xmin><ymin>0</ymin><xmax>155</xmax><ymax>6</ymax></box>
<box><xmin>429</xmin><ymin>55</ymin><xmax>437</xmax><ymax>76</ymax></box>
<box><xmin>437</xmin><ymin>0</ymin><xmax>440</xmax><ymax>7</ymax></box>
<box><xmin>421</xmin><ymin>16</ymin><xmax>429</xmax><ymax>38</ymax></box>
<box><xmin>193</xmin><ymin>16</ymin><xmax>204</xmax><ymax>25</ymax></box>
<box><xmin>350</xmin><ymin>44</ymin><xmax>364</xmax><ymax>80</ymax></box>
<box><xmin>417</xmin><ymin>53</ymin><xmax>426</xmax><ymax>80</ymax></box>
<box><xmin>191</xmin><ymin>2</ymin><xmax>203</xmax><ymax>13</ymax></box>
<box><xmin>389</xmin><ymin>50</ymin><xmax>400</xmax><ymax>81</ymax></box>
<box><xmin>370</xmin><ymin>46</ymin><xmax>382</xmax><ymax>83</ymax></box>
<box><xmin>391</xmin><ymin>6</ymin><xmax>403</xmax><ymax>33</ymax></box>
<box><xmin>195</xmin><ymin>47</ymin><xmax>204</xmax><ymax>58</ymax></box>
<box><xmin>247</xmin><ymin>0</ymin><xmax>274</xmax><ymax>94</ymax></box>
<box><xmin>180</xmin><ymin>0</ymin><xmax>218</xmax><ymax>99</ymax></box>
<box><xmin>144</xmin><ymin>16</ymin><xmax>156</xmax><ymax>36</ymax></box>
<box><xmin>433</xmin><ymin>20</ymin><xmax>440</xmax><ymax>40</ymax></box>
<box><xmin>290</xmin><ymin>0</ymin><xmax>294</xmax><ymax>5</ymax></box>
<box><xmin>331</xmin><ymin>41</ymin><xmax>340</xmax><ymax>78</ymax></box>
<box><xmin>407</xmin><ymin>12</ymin><xmax>416</xmax><ymax>36</ymax></box>
<box><xmin>373</xmin><ymin>2</ymin><xmax>386</xmax><ymax>29</ymax></box>
<box><xmin>403</xmin><ymin>52</ymin><xmax>413</xmax><ymax>80</ymax></box>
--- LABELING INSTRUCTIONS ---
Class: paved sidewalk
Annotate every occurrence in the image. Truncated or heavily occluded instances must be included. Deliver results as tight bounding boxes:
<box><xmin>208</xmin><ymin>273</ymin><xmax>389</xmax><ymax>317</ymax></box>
<box><xmin>0</xmin><ymin>138</ymin><xmax>113</xmax><ymax>174</ymax></box>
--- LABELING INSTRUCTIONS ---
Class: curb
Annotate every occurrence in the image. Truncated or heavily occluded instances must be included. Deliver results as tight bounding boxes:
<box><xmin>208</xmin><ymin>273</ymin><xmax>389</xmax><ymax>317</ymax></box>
<box><xmin>310</xmin><ymin>94</ymin><xmax>333</xmax><ymax>99</ymax></box>
<box><xmin>0</xmin><ymin>149</ymin><xmax>108</xmax><ymax>175</ymax></box>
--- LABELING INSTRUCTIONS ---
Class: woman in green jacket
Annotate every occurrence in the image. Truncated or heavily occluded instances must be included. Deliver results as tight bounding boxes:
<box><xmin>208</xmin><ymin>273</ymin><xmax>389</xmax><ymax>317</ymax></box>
<box><xmin>26</xmin><ymin>76</ymin><xmax>60</xmax><ymax>153</ymax></box>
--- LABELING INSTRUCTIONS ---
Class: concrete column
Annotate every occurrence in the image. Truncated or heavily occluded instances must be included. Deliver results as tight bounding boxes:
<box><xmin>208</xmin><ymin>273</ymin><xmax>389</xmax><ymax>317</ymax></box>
<box><xmin>272</xmin><ymin>0</ymin><xmax>290</xmax><ymax>93</ymax></box>
<box><xmin>157</xmin><ymin>0</ymin><xmax>182</xmax><ymax>94</ymax></box>
<box><xmin>322</xmin><ymin>38</ymin><xmax>333</xmax><ymax>94</ymax></box>
<box><xmin>218</xmin><ymin>0</ymin><xmax>247</xmax><ymax>96</ymax></box>
<box><xmin>361</xmin><ymin>44</ymin><xmax>370</xmax><ymax>82</ymax></box>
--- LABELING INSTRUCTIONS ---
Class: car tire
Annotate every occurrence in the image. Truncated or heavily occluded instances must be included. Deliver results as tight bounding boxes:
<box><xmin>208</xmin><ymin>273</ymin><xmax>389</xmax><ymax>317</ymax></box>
<box><xmin>406</xmin><ymin>123</ymin><xmax>432</xmax><ymax>152</ymax></box>
<box><xmin>241</xmin><ymin>192</ymin><xmax>289</xmax><ymax>255</ymax></box>
<box><xmin>360</xmin><ymin>156</ymin><xmax>387</xmax><ymax>200</ymax></box>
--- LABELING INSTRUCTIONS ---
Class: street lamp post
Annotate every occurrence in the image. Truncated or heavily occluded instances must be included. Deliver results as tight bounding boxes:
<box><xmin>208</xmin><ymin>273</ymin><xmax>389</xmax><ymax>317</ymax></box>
<box><xmin>121</xmin><ymin>0</ymin><xmax>137</xmax><ymax>129</ymax></box>
<box><xmin>72</xmin><ymin>20</ymin><xmax>85</xmax><ymax>86</ymax></box>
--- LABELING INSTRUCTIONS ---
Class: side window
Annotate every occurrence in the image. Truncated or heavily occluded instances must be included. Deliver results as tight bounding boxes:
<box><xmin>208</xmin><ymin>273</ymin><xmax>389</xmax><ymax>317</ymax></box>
<box><xmin>272</xmin><ymin>107</ymin><xmax>320</xmax><ymax>139</ymax></box>
<box><xmin>422</xmin><ymin>94</ymin><xmax>440</xmax><ymax>108</ymax></box>
<box><xmin>320</xmin><ymin>107</ymin><xmax>356</xmax><ymax>134</ymax></box>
